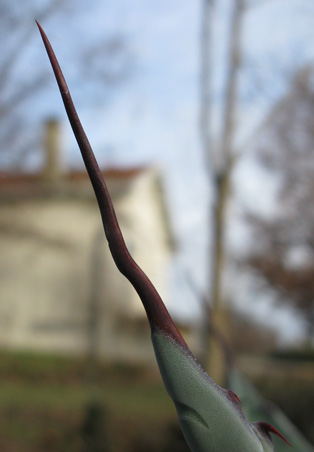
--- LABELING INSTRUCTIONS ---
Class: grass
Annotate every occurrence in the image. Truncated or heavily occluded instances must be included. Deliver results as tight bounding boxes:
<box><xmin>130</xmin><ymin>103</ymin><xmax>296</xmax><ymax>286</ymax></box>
<box><xmin>1</xmin><ymin>348</ymin><xmax>313</xmax><ymax>451</ymax></box>
<box><xmin>0</xmin><ymin>349</ymin><xmax>184</xmax><ymax>452</ymax></box>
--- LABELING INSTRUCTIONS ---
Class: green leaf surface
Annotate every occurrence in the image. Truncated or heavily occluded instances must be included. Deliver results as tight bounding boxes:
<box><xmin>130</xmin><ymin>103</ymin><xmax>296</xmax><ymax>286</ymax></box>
<box><xmin>152</xmin><ymin>330</ymin><xmax>264</xmax><ymax>452</ymax></box>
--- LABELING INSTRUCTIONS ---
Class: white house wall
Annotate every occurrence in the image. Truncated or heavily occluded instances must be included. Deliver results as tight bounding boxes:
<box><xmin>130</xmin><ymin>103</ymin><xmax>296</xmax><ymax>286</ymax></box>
<box><xmin>0</xmin><ymin>168</ymin><xmax>173</xmax><ymax>364</ymax></box>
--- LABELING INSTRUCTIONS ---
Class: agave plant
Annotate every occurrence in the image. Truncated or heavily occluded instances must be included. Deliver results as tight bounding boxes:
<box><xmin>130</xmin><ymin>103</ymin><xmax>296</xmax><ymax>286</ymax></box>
<box><xmin>37</xmin><ymin>22</ymin><xmax>291</xmax><ymax>452</ymax></box>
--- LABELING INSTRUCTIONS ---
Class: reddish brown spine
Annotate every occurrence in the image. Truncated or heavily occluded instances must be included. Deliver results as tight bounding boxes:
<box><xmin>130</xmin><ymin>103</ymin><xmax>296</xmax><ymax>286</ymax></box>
<box><xmin>36</xmin><ymin>21</ymin><xmax>187</xmax><ymax>347</ymax></box>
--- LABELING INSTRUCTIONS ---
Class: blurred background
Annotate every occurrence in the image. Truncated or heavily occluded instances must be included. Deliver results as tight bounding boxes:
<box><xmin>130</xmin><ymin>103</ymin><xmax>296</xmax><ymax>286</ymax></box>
<box><xmin>0</xmin><ymin>0</ymin><xmax>314</xmax><ymax>451</ymax></box>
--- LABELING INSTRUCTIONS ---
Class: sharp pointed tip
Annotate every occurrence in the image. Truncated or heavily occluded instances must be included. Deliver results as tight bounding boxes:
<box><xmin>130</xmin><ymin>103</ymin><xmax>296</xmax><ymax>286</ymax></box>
<box><xmin>35</xmin><ymin>20</ymin><xmax>44</xmax><ymax>36</ymax></box>
<box><xmin>256</xmin><ymin>422</ymin><xmax>292</xmax><ymax>447</ymax></box>
<box><xmin>35</xmin><ymin>20</ymin><xmax>47</xmax><ymax>40</ymax></box>
<box><xmin>227</xmin><ymin>389</ymin><xmax>241</xmax><ymax>405</ymax></box>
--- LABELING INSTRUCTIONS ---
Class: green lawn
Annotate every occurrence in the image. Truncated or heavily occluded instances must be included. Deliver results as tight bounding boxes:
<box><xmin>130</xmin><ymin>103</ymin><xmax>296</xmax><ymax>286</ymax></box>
<box><xmin>0</xmin><ymin>349</ymin><xmax>186</xmax><ymax>452</ymax></box>
<box><xmin>1</xmin><ymin>349</ymin><xmax>313</xmax><ymax>451</ymax></box>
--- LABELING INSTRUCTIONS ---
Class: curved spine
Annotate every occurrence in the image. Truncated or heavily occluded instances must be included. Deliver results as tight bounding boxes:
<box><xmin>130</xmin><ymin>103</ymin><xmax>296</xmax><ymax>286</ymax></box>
<box><xmin>36</xmin><ymin>20</ymin><xmax>187</xmax><ymax>346</ymax></box>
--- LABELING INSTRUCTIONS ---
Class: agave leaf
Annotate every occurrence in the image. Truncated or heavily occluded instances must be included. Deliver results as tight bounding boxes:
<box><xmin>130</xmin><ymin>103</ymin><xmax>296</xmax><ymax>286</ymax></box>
<box><xmin>152</xmin><ymin>330</ymin><xmax>263</xmax><ymax>451</ymax></box>
<box><xmin>37</xmin><ymin>22</ymin><xmax>291</xmax><ymax>452</ymax></box>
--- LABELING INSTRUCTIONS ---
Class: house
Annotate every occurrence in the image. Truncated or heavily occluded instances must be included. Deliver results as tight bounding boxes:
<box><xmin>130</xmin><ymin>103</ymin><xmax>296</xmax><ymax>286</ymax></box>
<box><xmin>0</xmin><ymin>120</ymin><xmax>175</xmax><ymax>363</ymax></box>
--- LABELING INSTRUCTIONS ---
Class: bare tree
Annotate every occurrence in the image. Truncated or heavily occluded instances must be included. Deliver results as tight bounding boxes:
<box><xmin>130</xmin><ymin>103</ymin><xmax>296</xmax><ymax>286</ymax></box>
<box><xmin>199</xmin><ymin>0</ymin><xmax>244</xmax><ymax>383</ymax></box>
<box><xmin>199</xmin><ymin>0</ymin><xmax>314</xmax><ymax>378</ymax></box>
<box><xmin>242</xmin><ymin>65</ymin><xmax>314</xmax><ymax>340</ymax></box>
<box><xmin>0</xmin><ymin>1</ymin><xmax>132</xmax><ymax>169</ymax></box>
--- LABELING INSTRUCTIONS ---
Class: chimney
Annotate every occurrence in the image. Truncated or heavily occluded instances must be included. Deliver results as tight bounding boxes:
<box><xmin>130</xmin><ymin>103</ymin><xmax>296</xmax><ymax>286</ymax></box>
<box><xmin>42</xmin><ymin>118</ymin><xmax>63</xmax><ymax>183</ymax></box>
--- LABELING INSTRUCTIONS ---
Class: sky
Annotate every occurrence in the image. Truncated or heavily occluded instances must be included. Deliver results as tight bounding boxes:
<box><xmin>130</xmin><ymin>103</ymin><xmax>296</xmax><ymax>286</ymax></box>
<box><xmin>6</xmin><ymin>0</ymin><xmax>314</xmax><ymax>344</ymax></box>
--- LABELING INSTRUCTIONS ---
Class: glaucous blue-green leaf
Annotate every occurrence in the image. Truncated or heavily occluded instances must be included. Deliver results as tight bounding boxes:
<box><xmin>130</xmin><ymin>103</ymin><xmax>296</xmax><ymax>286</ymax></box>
<box><xmin>152</xmin><ymin>329</ymin><xmax>283</xmax><ymax>452</ymax></box>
